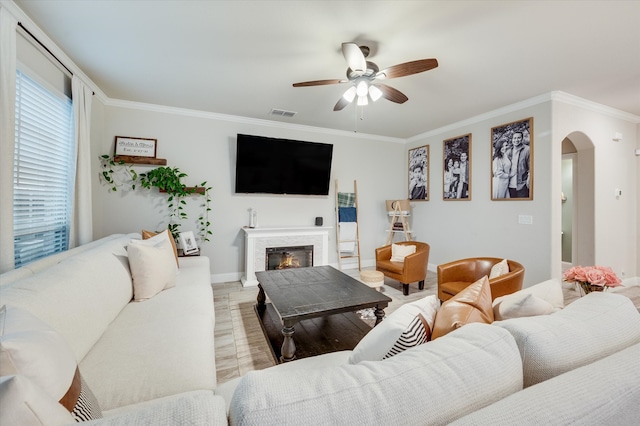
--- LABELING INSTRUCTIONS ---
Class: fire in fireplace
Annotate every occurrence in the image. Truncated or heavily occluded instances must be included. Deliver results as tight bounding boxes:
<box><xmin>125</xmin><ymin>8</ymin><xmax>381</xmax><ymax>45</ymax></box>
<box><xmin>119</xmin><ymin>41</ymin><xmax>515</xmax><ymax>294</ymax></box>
<box><xmin>265</xmin><ymin>245</ymin><xmax>313</xmax><ymax>270</ymax></box>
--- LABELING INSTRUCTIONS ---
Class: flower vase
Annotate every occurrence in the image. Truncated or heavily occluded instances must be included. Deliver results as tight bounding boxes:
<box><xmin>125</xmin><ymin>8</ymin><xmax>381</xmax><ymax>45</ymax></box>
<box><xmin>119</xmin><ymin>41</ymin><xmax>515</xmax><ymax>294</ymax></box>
<box><xmin>576</xmin><ymin>281</ymin><xmax>605</xmax><ymax>296</ymax></box>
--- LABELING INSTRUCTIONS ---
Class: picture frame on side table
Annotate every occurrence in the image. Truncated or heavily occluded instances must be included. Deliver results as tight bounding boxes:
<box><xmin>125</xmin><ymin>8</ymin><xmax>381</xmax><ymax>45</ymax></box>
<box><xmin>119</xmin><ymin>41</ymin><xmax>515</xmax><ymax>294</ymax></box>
<box><xmin>491</xmin><ymin>117</ymin><xmax>533</xmax><ymax>200</ymax></box>
<box><xmin>179</xmin><ymin>231</ymin><xmax>198</xmax><ymax>255</ymax></box>
<box><xmin>408</xmin><ymin>145</ymin><xmax>429</xmax><ymax>201</ymax></box>
<box><xmin>443</xmin><ymin>134</ymin><xmax>471</xmax><ymax>200</ymax></box>
<box><xmin>114</xmin><ymin>136</ymin><xmax>158</xmax><ymax>158</ymax></box>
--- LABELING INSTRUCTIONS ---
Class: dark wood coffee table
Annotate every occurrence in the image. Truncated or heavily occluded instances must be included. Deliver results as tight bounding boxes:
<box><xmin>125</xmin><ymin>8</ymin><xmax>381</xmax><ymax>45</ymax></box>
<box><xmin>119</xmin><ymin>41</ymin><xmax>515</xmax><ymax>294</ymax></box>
<box><xmin>256</xmin><ymin>265</ymin><xmax>392</xmax><ymax>362</ymax></box>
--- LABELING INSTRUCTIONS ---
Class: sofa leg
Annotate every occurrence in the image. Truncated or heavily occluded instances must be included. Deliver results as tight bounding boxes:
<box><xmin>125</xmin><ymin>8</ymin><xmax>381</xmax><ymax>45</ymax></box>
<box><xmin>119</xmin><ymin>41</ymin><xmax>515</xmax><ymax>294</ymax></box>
<box><xmin>418</xmin><ymin>280</ymin><xmax>425</xmax><ymax>290</ymax></box>
<box><xmin>402</xmin><ymin>283</ymin><xmax>409</xmax><ymax>296</ymax></box>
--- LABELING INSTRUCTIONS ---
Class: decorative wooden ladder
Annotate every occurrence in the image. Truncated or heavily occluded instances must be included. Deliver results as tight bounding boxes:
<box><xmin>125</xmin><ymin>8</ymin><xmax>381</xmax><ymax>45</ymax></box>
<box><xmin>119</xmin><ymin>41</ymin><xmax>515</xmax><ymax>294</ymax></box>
<box><xmin>335</xmin><ymin>180</ymin><xmax>361</xmax><ymax>271</ymax></box>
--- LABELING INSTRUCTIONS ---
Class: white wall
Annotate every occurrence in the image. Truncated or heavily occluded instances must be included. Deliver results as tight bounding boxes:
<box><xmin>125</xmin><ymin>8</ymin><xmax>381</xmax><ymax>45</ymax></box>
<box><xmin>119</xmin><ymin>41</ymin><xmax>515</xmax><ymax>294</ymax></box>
<box><xmin>90</xmin><ymin>94</ymin><xmax>639</xmax><ymax>286</ymax></box>
<box><xmin>90</xmin><ymin>102</ymin><xmax>407</xmax><ymax>282</ymax></box>
<box><xmin>406</xmin><ymin>100</ymin><xmax>553</xmax><ymax>286</ymax></box>
<box><xmin>552</xmin><ymin>98</ymin><xmax>639</xmax><ymax>281</ymax></box>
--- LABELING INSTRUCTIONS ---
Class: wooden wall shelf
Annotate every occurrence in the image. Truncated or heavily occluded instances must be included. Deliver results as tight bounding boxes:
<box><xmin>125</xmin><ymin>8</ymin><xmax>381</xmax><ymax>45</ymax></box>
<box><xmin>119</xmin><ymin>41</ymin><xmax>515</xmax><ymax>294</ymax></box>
<box><xmin>159</xmin><ymin>187</ymin><xmax>206</xmax><ymax>194</ymax></box>
<box><xmin>114</xmin><ymin>155</ymin><xmax>167</xmax><ymax>165</ymax></box>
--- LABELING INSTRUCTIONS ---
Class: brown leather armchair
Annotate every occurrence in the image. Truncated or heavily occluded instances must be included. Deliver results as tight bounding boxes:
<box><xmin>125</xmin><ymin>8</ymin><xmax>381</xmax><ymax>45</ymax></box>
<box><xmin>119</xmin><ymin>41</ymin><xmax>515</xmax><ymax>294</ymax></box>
<box><xmin>437</xmin><ymin>257</ymin><xmax>524</xmax><ymax>302</ymax></box>
<box><xmin>375</xmin><ymin>241</ymin><xmax>430</xmax><ymax>296</ymax></box>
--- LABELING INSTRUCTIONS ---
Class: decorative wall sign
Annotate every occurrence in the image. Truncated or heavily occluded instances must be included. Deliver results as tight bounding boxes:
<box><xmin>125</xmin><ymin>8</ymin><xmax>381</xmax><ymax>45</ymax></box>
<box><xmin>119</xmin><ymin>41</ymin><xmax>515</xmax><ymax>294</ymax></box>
<box><xmin>408</xmin><ymin>145</ymin><xmax>429</xmax><ymax>201</ymax></box>
<box><xmin>179</xmin><ymin>231</ymin><xmax>198</xmax><ymax>255</ymax></box>
<box><xmin>443</xmin><ymin>134</ymin><xmax>471</xmax><ymax>200</ymax></box>
<box><xmin>491</xmin><ymin>117</ymin><xmax>533</xmax><ymax>200</ymax></box>
<box><xmin>114</xmin><ymin>136</ymin><xmax>158</xmax><ymax>158</ymax></box>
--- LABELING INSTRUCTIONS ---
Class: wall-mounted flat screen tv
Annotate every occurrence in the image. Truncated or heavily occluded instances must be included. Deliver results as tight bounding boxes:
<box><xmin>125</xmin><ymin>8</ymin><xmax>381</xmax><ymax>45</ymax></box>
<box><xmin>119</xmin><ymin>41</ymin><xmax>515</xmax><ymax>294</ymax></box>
<box><xmin>235</xmin><ymin>134</ymin><xmax>334</xmax><ymax>195</ymax></box>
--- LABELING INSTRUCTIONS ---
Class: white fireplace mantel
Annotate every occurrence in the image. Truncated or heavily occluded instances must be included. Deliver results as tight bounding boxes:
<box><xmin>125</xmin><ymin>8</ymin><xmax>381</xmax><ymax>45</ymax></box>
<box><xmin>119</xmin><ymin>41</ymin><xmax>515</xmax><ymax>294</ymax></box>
<box><xmin>241</xmin><ymin>226</ymin><xmax>331</xmax><ymax>287</ymax></box>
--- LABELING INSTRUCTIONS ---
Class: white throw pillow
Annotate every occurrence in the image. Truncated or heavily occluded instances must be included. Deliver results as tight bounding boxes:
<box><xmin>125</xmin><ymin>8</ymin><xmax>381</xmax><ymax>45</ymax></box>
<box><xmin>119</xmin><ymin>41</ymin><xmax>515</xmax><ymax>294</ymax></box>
<box><xmin>489</xmin><ymin>258</ymin><xmax>509</xmax><ymax>278</ymax></box>
<box><xmin>518</xmin><ymin>278</ymin><xmax>565</xmax><ymax>311</ymax></box>
<box><xmin>0</xmin><ymin>375</ymin><xmax>75</xmax><ymax>426</ymax></box>
<box><xmin>0</xmin><ymin>305</ymin><xmax>102</xmax><ymax>421</ymax></box>
<box><xmin>390</xmin><ymin>244</ymin><xmax>417</xmax><ymax>262</ymax></box>
<box><xmin>349</xmin><ymin>295</ymin><xmax>440</xmax><ymax>364</ymax></box>
<box><xmin>492</xmin><ymin>292</ymin><xmax>555</xmax><ymax>320</ymax></box>
<box><xmin>128</xmin><ymin>231</ymin><xmax>178</xmax><ymax>301</ymax></box>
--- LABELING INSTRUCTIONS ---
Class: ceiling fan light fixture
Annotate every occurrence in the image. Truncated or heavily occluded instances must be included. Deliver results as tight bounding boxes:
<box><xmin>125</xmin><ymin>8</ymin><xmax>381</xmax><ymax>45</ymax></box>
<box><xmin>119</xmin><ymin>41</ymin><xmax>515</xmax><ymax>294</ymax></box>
<box><xmin>369</xmin><ymin>85</ymin><xmax>383</xmax><ymax>102</ymax></box>
<box><xmin>356</xmin><ymin>80</ymin><xmax>368</xmax><ymax>97</ymax></box>
<box><xmin>357</xmin><ymin>95</ymin><xmax>368</xmax><ymax>106</ymax></box>
<box><xmin>342</xmin><ymin>86</ymin><xmax>356</xmax><ymax>102</ymax></box>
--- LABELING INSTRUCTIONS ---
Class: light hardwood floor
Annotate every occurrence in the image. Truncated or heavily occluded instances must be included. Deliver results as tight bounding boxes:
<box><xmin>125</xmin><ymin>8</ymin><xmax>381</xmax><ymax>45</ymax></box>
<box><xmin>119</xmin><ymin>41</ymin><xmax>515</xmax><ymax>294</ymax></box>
<box><xmin>212</xmin><ymin>269</ymin><xmax>640</xmax><ymax>386</ymax></box>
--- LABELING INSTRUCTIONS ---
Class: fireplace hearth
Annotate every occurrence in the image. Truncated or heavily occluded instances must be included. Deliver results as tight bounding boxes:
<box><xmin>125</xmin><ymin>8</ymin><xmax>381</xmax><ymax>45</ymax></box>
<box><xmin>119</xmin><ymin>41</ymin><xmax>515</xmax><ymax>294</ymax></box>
<box><xmin>266</xmin><ymin>245</ymin><xmax>313</xmax><ymax>270</ymax></box>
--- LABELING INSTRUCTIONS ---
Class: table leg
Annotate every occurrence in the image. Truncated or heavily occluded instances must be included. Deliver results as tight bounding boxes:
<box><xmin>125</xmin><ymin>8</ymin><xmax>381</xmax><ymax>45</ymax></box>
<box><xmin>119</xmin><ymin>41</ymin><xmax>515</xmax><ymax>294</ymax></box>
<box><xmin>280</xmin><ymin>324</ymin><xmax>296</xmax><ymax>362</ymax></box>
<box><xmin>256</xmin><ymin>284</ymin><xmax>266</xmax><ymax>314</ymax></box>
<box><xmin>374</xmin><ymin>306</ymin><xmax>386</xmax><ymax>325</ymax></box>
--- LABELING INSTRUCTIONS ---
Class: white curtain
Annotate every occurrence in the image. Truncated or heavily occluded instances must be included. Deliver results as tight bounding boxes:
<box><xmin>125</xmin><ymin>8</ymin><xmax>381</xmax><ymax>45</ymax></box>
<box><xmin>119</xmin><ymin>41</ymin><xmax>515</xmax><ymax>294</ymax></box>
<box><xmin>0</xmin><ymin>7</ymin><xmax>17</xmax><ymax>273</ymax></box>
<box><xmin>69</xmin><ymin>75</ymin><xmax>93</xmax><ymax>248</ymax></box>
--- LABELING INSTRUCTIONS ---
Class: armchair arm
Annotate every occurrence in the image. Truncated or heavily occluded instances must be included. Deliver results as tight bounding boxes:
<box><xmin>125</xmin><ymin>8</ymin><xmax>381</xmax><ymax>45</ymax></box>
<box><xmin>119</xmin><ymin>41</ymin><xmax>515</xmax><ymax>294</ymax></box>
<box><xmin>375</xmin><ymin>245</ymin><xmax>392</xmax><ymax>262</ymax></box>
<box><xmin>437</xmin><ymin>259</ymin><xmax>479</xmax><ymax>285</ymax></box>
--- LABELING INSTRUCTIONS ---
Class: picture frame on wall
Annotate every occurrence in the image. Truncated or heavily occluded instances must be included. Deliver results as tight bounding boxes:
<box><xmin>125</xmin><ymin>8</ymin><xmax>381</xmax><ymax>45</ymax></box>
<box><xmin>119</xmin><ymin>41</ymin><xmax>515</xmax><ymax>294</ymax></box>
<box><xmin>491</xmin><ymin>117</ymin><xmax>533</xmax><ymax>201</ymax></box>
<box><xmin>114</xmin><ymin>136</ymin><xmax>158</xmax><ymax>158</ymax></box>
<box><xmin>408</xmin><ymin>145</ymin><xmax>429</xmax><ymax>201</ymax></box>
<box><xmin>179</xmin><ymin>231</ymin><xmax>198</xmax><ymax>255</ymax></box>
<box><xmin>443</xmin><ymin>134</ymin><xmax>471</xmax><ymax>200</ymax></box>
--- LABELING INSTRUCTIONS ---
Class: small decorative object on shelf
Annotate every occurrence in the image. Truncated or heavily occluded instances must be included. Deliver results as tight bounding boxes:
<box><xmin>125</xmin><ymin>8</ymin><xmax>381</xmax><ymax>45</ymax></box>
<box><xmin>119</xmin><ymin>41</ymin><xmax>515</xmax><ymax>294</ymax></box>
<box><xmin>563</xmin><ymin>265</ymin><xmax>622</xmax><ymax>295</ymax></box>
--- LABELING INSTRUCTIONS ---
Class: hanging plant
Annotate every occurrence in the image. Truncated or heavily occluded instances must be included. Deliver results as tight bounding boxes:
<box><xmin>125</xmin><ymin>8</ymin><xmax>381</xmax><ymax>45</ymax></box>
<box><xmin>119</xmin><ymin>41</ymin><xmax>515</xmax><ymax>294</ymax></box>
<box><xmin>99</xmin><ymin>155</ymin><xmax>212</xmax><ymax>243</ymax></box>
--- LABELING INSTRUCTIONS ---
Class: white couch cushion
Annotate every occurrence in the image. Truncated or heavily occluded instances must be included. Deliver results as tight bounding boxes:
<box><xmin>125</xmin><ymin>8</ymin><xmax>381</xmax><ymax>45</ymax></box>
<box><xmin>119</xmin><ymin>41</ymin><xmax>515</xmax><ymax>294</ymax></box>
<box><xmin>495</xmin><ymin>292</ymin><xmax>640</xmax><ymax>387</ymax></box>
<box><xmin>92</xmin><ymin>391</ymin><xmax>227</xmax><ymax>426</ymax></box>
<box><xmin>80</xmin><ymin>283</ymin><xmax>216</xmax><ymax>410</ymax></box>
<box><xmin>451</xmin><ymin>342</ymin><xmax>640</xmax><ymax>425</ymax></box>
<box><xmin>229</xmin><ymin>323</ymin><xmax>523</xmax><ymax>426</ymax></box>
<box><xmin>0</xmin><ymin>235</ymin><xmax>134</xmax><ymax>361</ymax></box>
<box><xmin>492</xmin><ymin>292</ymin><xmax>555</xmax><ymax>320</ymax></box>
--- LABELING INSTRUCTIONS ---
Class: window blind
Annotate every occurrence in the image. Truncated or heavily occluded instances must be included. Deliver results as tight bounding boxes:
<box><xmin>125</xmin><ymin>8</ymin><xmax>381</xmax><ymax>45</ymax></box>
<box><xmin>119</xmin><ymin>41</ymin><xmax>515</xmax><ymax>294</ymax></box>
<box><xmin>14</xmin><ymin>69</ymin><xmax>74</xmax><ymax>268</ymax></box>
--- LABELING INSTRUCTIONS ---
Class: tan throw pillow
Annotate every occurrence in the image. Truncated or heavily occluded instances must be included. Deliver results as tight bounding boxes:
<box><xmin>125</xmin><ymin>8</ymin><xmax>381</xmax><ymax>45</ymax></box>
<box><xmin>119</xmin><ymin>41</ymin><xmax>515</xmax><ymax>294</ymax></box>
<box><xmin>129</xmin><ymin>231</ymin><xmax>178</xmax><ymax>301</ymax></box>
<box><xmin>0</xmin><ymin>305</ymin><xmax>102</xmax><ymax>421</ymax></box>
<box><xmin>390</xmin><ymin>243</ymin><xmax>416</xmax><ymax>262</ymax></box>
<box><xmin>489</xmin><ymin>258</ymin><xmax>509</xmax><ymax>279</ymax></box>
<box><xmin>348</xmin><ymin>295</ymin><xmax>440</xmax><ymax>364</ymax></box>
<box><xmin>142</xmin><ymin>229</ymin><xmax>179</xmax><ymax>267</ymax></box>
<box><xmin>492</xmin><ymin>292</ymin><xmax>555</xmax><ymax>320</ymax></box>
<box><xmin>431</xmin><ymin>275</ymin><xmax>494</xmax><ymax>340</ymax></box>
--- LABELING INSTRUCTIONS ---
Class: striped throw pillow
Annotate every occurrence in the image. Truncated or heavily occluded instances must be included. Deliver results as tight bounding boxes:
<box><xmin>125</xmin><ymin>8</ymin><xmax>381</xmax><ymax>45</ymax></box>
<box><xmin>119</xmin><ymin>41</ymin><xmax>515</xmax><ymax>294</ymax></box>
<box><xmin>383</xmin><ymin>313</ymin><xmax>431</xmax><ymax>359</ymax></box>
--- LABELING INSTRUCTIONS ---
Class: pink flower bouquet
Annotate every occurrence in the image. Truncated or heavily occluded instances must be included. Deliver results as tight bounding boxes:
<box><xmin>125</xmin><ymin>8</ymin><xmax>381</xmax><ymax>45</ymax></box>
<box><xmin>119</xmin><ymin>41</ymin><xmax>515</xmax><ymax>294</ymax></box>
<box><xmin>563</xmin><ymin>265</ymin><xmax>622</xmax><ymax>294</ymax></box>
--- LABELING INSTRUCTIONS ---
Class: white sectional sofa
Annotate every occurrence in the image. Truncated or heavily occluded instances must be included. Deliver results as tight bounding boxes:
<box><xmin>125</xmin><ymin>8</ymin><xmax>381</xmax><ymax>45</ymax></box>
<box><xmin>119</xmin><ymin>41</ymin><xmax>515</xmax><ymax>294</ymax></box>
<box><xmin>219</xmin><ymin>291</ymin><xmax>640</xmax><ymax>425</ymax></box>
<box><xmin>0</xmin><ymin>233</ymin><xmax>226</xmax><ymax>425</ymax></box>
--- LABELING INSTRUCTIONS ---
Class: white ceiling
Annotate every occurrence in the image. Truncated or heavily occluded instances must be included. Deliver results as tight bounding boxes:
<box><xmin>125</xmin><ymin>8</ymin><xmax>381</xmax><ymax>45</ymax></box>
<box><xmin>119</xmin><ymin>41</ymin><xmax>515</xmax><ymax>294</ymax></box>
<box><xmin>12</xmin><ymin>0</ymin><xmax>640</xmax><ymax>139</ymax></box>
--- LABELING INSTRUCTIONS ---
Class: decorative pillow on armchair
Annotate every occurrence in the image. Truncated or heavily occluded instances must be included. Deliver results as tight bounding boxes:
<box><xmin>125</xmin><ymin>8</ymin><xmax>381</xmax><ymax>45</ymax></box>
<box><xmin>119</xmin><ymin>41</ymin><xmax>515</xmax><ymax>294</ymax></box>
<box><xmin>348</xmin><ymin>295</ymin><xmax>440</xmax><ymax>364</ymax></box>
<box><xmin>390</xmin><ymin>243</ymin><xmax>416</xmax><ymax>262</ymax></box>
<box><xmin>431</xmin><ymin>275</ymin><xmax>494</xmax><ymax>340</ymax></box>
<box><xmin>489</xmin><ymin>258</ymin><xmax>509</xmax><ymax>279</ymax></box>
<box><xmin>0</xmin><ymin>305</ymin><xmax>102</xmax><ymax>422</ymax></box>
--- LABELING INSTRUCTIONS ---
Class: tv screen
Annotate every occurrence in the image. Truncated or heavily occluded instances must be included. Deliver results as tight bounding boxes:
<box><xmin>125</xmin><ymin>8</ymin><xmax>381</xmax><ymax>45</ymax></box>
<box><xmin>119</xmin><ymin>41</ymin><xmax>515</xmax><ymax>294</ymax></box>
<box><xmin>235</xmin><ymin>134</ymin><xmax>333</xmax><ymax>195</ymax></box>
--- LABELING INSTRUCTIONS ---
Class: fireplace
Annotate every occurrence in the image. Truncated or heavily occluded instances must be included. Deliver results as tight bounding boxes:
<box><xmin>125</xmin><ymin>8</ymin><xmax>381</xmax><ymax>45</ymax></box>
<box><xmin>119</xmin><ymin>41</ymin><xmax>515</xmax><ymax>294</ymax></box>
<box><xmin>241</xmin><ymin>226</ymin><xmax>330</xmax><ymax>286</ymax></box>
<box><xmin>266</xmin><ymin>245</ymin><xmax>313</xmax><ymax>270</ymax></box>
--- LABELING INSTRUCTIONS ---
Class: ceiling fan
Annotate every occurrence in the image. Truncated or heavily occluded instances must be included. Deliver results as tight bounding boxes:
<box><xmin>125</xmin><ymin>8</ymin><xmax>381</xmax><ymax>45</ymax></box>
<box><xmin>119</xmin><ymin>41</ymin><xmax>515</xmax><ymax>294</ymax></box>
<box><xmin>293</xmin><ymin>42</ymin><xmax>438</xmax><ymax>111</ymax></box>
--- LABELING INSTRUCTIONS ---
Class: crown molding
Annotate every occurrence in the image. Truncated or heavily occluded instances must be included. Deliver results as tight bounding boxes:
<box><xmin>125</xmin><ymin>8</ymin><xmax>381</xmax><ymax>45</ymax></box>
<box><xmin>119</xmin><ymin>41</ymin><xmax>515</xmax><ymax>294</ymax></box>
<box><xmin>550</xmin><ymin>91</ymin><xmax>640</xmax><ymax>123</ymax></box>
<box><xmin>103</xmin><ymin>98</ymin><xmax>406</xmax><ymax>144</ymax></box>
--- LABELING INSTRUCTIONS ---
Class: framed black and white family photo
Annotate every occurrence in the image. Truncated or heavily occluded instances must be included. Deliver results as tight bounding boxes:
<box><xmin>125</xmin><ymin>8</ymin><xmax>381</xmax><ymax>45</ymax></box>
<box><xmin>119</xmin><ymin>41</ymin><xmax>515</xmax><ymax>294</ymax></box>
<box><xmin>408</xmin><ymin>145</ymin><xmax>429</xmax><ymax>201</ymax></box>
<box><xmin>443</xmin><ymin>134</ymin><xmax>471</xmax><ymax>200</ymax></box>
<box><xmin>491</xmin><ymin>117</ymin><xmax>533</xmax><ymax>201</ymax></box>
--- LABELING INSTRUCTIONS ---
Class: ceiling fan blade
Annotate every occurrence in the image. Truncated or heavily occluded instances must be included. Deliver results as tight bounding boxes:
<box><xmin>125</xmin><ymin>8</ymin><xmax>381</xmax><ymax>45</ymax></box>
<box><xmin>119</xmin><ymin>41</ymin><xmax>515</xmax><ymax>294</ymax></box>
<box><xmin>377</xmin><ymin>83</ymin><xmax>409</xmax><ymax>104</ymax></box>
<box><xmin>293</xmin><ymin>79</ymin><xmax>344</xmax><ymax>87</ymax></box>
<box><xmin>377</xmin><ymin>58</ymin><xmax>438</xmax><ymax>80</ymax></box>
<box><xmin>342</xmin><ymin>42</ymin><xmax>367</xmax><ymax>75</ymax></box>
<box><xmin>333</xmin><ymin>96</ymin><xmax>350</xmax><ymax>111</ymax></box>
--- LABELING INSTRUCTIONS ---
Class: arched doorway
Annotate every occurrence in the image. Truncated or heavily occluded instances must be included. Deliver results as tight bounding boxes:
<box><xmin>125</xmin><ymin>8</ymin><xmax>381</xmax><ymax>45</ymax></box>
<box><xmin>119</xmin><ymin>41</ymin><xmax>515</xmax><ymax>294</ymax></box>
<box><xmin>561</xmin><ymin>131</ymin><xmax>595</xmax><ymax>268</ymax></box>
